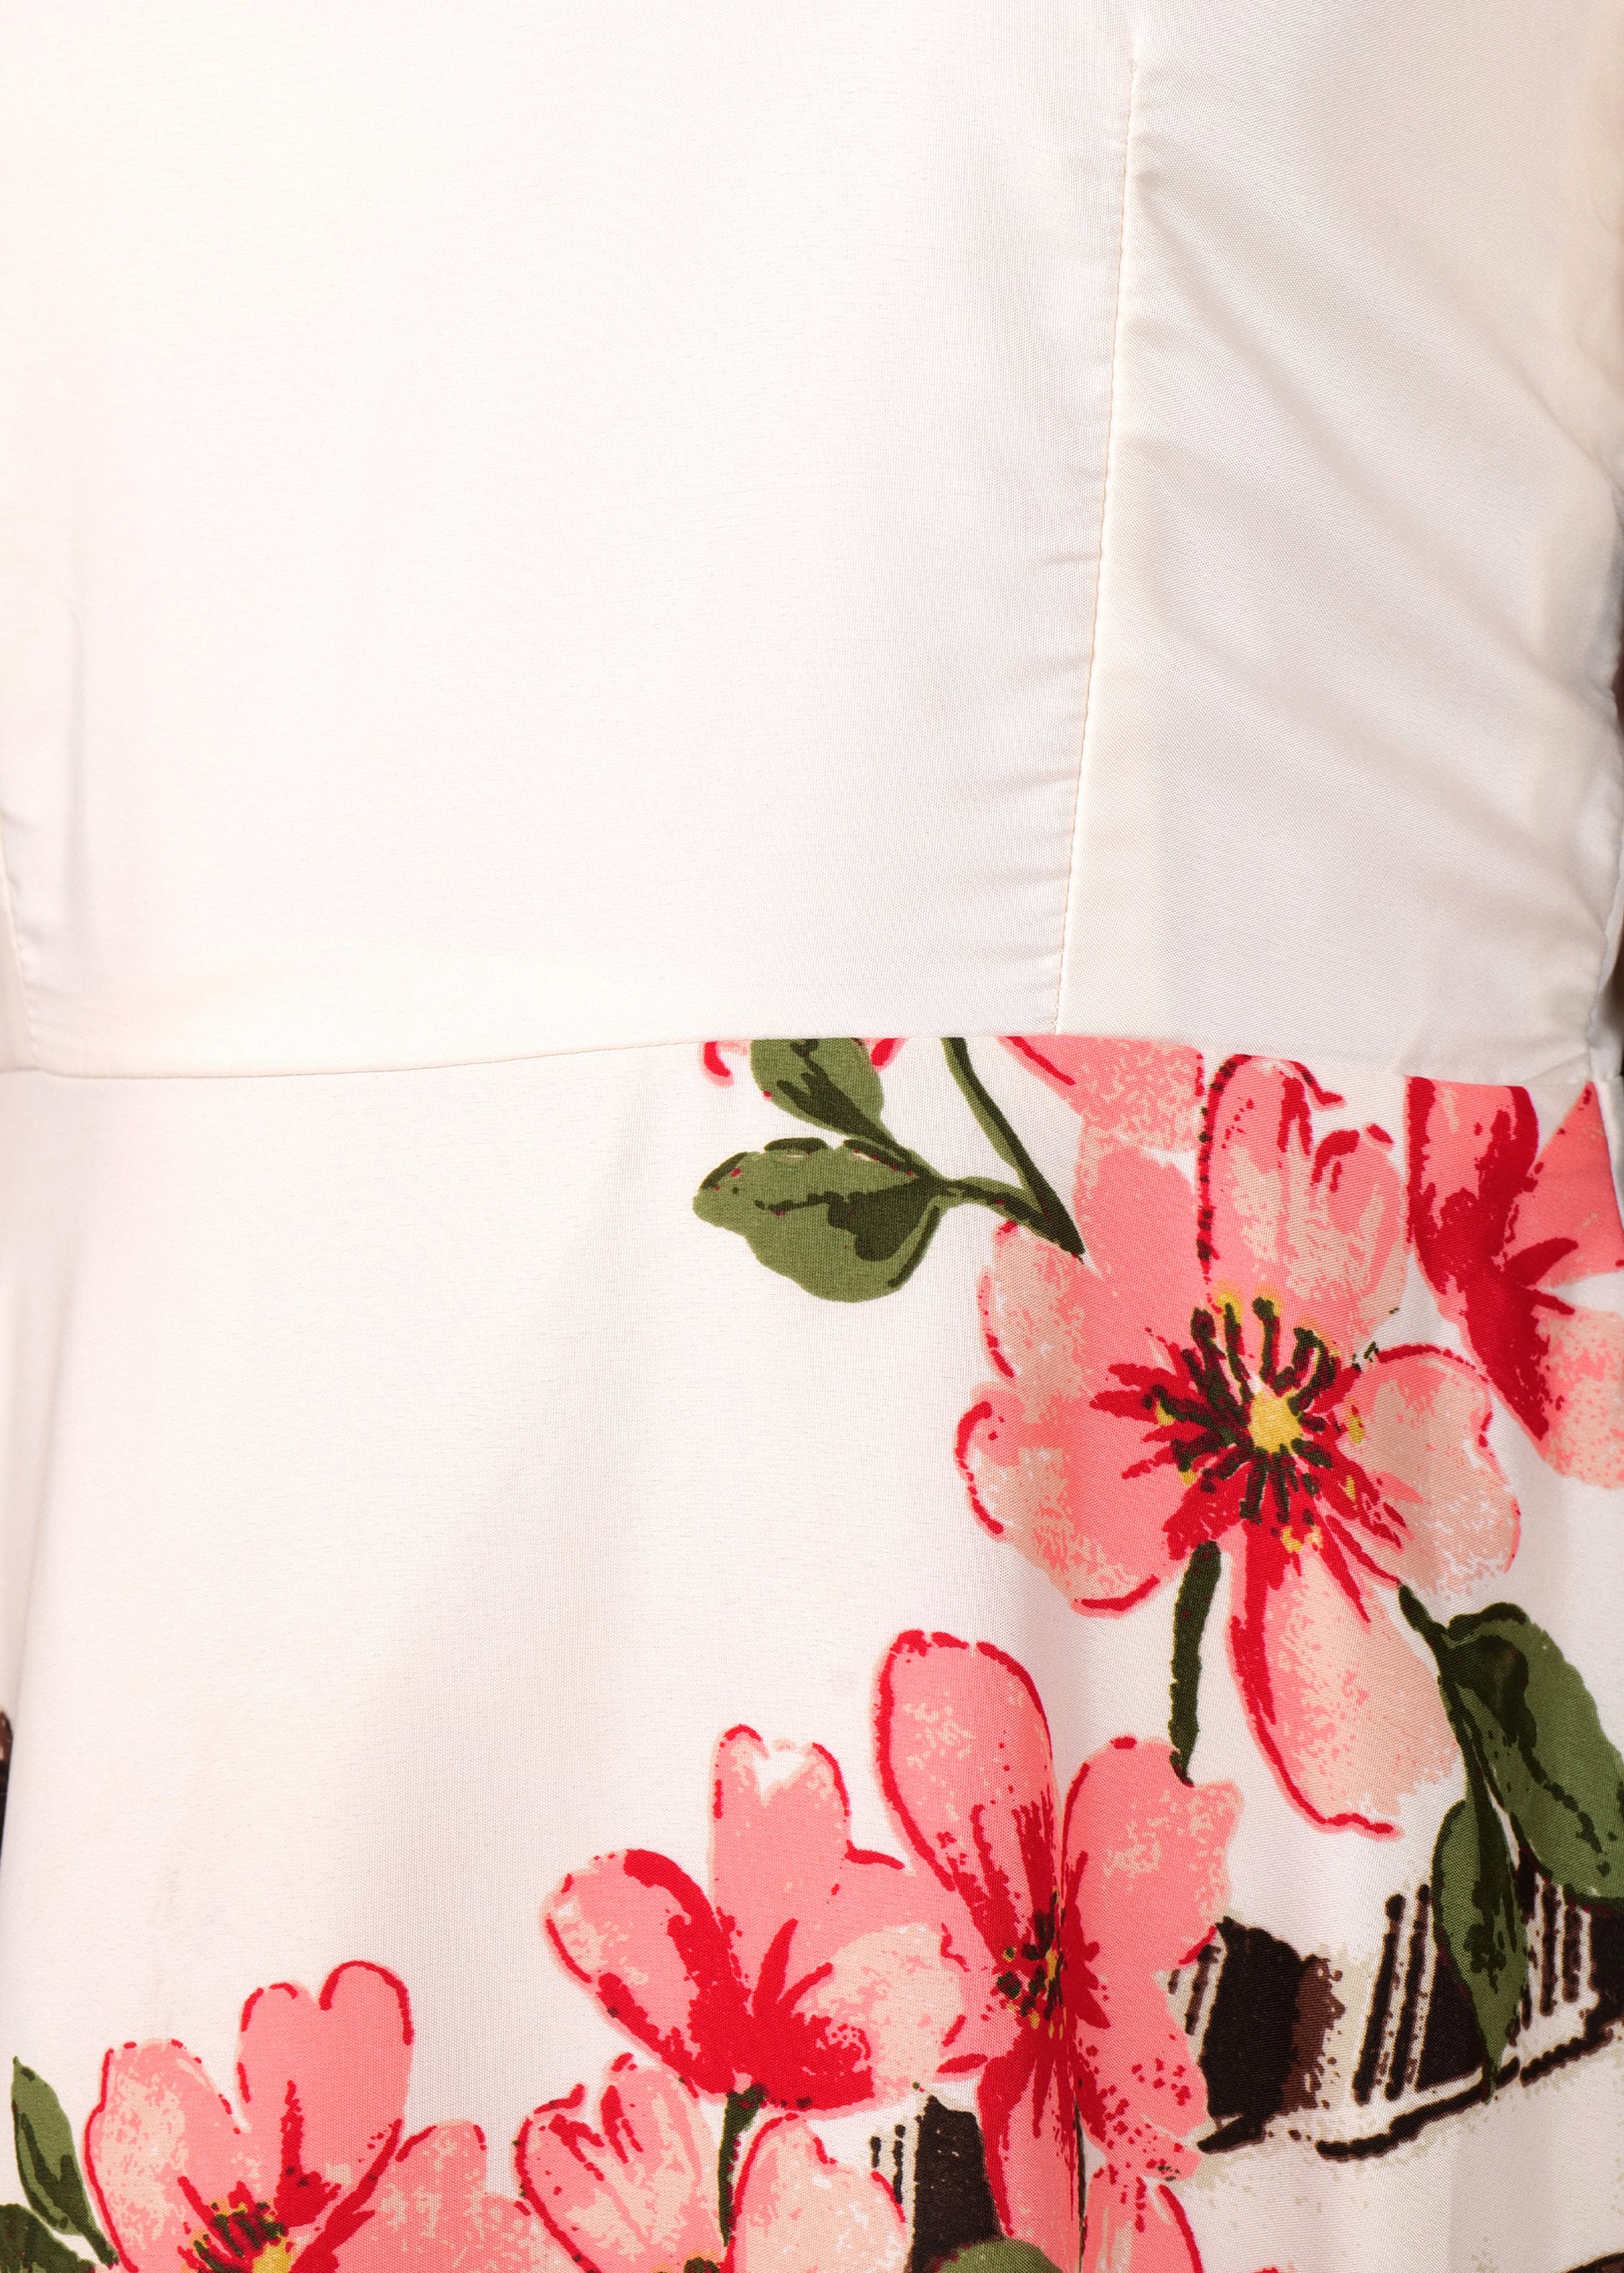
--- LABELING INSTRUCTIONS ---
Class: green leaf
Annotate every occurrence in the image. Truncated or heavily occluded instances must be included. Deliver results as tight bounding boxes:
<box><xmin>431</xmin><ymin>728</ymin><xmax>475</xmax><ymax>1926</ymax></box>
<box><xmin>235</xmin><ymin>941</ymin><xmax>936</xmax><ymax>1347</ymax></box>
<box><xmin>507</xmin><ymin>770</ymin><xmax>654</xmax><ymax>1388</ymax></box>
<box><xmin>748</xmin><ymin>1041</ymin><xmax>892</xmax><ymax>1144</ymax></box>
<box><xmin>694</xmin><ymin>1142</ymin><xmax>951</xmax><ymax>1301</ymax></box>
<box><xmin>1430</xmin><ymin>1783</ymin><xmax>1526</xmax><ymax>2070</ymax></box>
<box><xmin>1168</xmin><ymin>1541</ymin><xmax>1223</xmax><ymax>1783</ymax></box>
<box><xmin>0</xmin><ymin>2204</ymin><xmax>96</xmax><ymax>2273</ymax></box>
<box><xmin>11</xmin><ymin>2068</ymin><xmax>113</xmax><ymax>2265</ymax></box>
<box><xmin>1435</xmin><ymin>1605</ymin><xmax>1624</xmax><ymax>1902</ymax></box>
<box><xmin>936</xmin><ymin>2248</ymin><xmax>1066</xmax><ymax>2273</ymax></box>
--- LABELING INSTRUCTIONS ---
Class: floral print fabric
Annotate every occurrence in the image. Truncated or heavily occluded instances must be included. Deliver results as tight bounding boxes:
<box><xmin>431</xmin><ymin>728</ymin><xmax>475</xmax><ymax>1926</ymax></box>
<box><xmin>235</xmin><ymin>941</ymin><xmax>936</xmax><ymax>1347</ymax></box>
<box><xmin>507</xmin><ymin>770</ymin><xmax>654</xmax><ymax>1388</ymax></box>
<box><xmin>959</xmin><ymin>1052</ymin><xmax>1519</xmax><ymax>1832</ymax></box>
<box><xmin>3</xmin><ymin>1036</ymin><xmax>1621</xmax><ymax>2273</ymax></box>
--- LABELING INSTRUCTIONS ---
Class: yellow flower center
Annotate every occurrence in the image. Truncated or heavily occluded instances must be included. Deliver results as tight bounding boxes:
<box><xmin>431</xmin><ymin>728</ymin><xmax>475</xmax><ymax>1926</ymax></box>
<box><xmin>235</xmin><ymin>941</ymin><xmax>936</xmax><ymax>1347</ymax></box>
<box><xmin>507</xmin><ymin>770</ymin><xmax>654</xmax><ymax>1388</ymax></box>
<box><xmin>186</xmin><ymin>2202</ymin><xmax>295</xmax><ymax>2273</ymax></box>
<box><xmin>1246</xmin><ymin>1388</ymin><xmax>1301</xmax><ymax>1459</ymax></box>
<box><xmin>996</xmin><ymin>1896</ymin><xmax>1066</xmax><ymax>2038</ymax></box>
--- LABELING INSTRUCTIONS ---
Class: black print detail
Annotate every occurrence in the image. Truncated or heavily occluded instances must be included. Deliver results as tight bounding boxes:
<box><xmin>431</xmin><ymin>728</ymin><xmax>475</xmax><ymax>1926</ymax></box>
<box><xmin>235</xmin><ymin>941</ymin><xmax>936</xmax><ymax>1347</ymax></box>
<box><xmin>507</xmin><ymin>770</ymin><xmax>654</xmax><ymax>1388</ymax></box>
<box><xmin>1192</xmin><ymin>1920</ymin><xmax>1309</xmax><ymax>2150</ymax></box>
<box><xmin>0</xmin><ymin>1710</ymin><xmax>11</xmax><ymax>1865</ymax></box>
<box><xmin>1168</xmin><ymin>1868</ymin><xmax>1624</xmax><ymax>2162</ymax></box>
<box><xmin>907</xmin><ymin>2097</ymin><xmax>1000</xmax><ymax>2273</ymax></box>
<box><xmin>1412</xmin><ymin>1933</ymin><xmax>1484</xmax><ymax>2095</ymax></box>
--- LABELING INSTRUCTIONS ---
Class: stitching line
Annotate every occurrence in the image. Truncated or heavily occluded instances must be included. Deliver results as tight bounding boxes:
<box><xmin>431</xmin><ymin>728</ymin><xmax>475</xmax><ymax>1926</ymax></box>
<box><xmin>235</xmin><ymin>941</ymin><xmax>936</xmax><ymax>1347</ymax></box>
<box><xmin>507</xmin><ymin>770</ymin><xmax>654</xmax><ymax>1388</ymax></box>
<box><xmin>0</xmin><ymin>769</ymin><xmax>42</xmax><ymax>1072</ymax></box>
<box><xmin>1586</xmin><ymin>604</ymin><xmax>1624</xmax><ymax>1075</ymax></box>
<box><xmin>1053</xmin><ymin>53</ymin><xmax>1136</xmax><ymax>1031</ymax></box>
<box><xmin>0</xmin><ymin>577</ymin><xmax>76</xmax><ymax>1074</ymax></box>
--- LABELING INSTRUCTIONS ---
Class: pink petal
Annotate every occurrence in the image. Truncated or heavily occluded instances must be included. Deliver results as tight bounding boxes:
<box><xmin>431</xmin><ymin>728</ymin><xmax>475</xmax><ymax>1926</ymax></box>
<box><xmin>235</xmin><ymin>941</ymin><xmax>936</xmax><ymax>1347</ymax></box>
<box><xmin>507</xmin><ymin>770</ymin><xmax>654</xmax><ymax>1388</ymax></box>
<box><xmin>1060</xmin><ymin>1745</ymin><xmax>1229</xmax><ymax>2210</ymax></box>
<box><xmin>1536</xmin><ymin>1303</ymin><xmax>1624</xmax><ymax>1486</ymax></box>
<box><xmin>775</xmin><ymin>1920</ymin><xmax>971</xmax><ymax>2107</ymax></box>
<box><xmin>516</xmin><ymin>2061</ymin><xmax>722</xmax><ymax>2273</ymax></box>
<box><xmin>958</xmin><ymin>1383</ymin><xmax>1181</xmax><ymax>1612</ymax></box>
<box><xmin>1335</xmin><ymin>1347</ymin><xmax>1519</xmax><ymax>1599</ymax></box>
<box><xmin>85</xmin><ymin>2041</ymin><xmax>268</xmax><ymax>2273</ymax></box>
<box><xmin>1204</xmin><ymin>1061</ymin><xmax>1405</xmax><ymax>1357</ymax></box>
<box><xmin>1071</xmin><ymin>1147</ymin><xmax>1208</xmax><ymax>1328</ymax></box>
<box><xmin>1062</xmin><ymin>1740</ymin><xmax>1238</xmax><ymax>1984</ymax></box>
<box><xmin>1408</xmin><ymin>1080</ymin><xmax>1624</xmax><ymax>1475</ymax></box>
<box><xmin>1445</xmin><ymin>1273</ymin><xmax>1624</xmax><ymax>1477</ymax></box>
<box><xmin>729</xmin><ymin>2118</ymin><xmax>906</xmax><ymax>2273</ymax></box>
<box><xmin>1070</xmin><ymin>1968</ymin><xmax>1206</xmax><ymax>2199</ymax></box>
<box><xmin>237</xmin><ymin>1963</ymin><xmax>411</xmax><ymax>2230</ymax></box>
<box><xmin>977</xmin><ymin>2038</ymin><xmax>1080</xmax><ymax>2273</ymax></box>
<box><xmin>1001</xmin><ymin>1038</ymin><xmax>1204</xmax><ymax>1159</ymax></box>
<box><xmin>711</xmin><ymin>1731</ymin><xmax>855</xmax><ymax>1991</ymax></box>
<box><xmin>875</xmin><ymin>1632</ymin><xmax>1058</xmax><ymax>1983</ymax></box>
<box><xmin>709</xmin><ymin>1726</ymin><xmax>967</xmax><ymax>2109</ymax></box>
<box><xmin>1509</xmin><ymin>1084</ymin><xmax>1624</xmax><ymax>1286</ymax></box>
<box><xmin>1229</xmin><ymin>1541</ymin><xmax>1455</xmax><ymax>1833</ymax></box>
<box><xmin>545</xmin><ymin>1852</ymin><xmax>749</xmax><ymax>2098</ymax></box>
<box><xmin>340</xmin><ymin>2123</ymin><xmax>569</xmax><ymax>2271</ymax></box>
<box><xmin>1406</xmin><ymin>1079</ymin><xmax>1532</xmax><ymax>1303</ymax></box>
<box><xmin>701</xmin><ymin>1041</ymin><xmax>749</xmax><ymax>1082</ymax></box>
<box><xmin>1411</xmin><ymin>1077</ymin><xmax>1624</xmax><ymax>1295</ymax></box>
<box><xmin>960</xmin><ymin>1173</ymin><xmax>1200</xmax><ymax>1610</ymax></box>
<box><xmin>1082</xmin><ymin>2174</ymin><xmax>1203</xmax><ymax>2273</ymax></box>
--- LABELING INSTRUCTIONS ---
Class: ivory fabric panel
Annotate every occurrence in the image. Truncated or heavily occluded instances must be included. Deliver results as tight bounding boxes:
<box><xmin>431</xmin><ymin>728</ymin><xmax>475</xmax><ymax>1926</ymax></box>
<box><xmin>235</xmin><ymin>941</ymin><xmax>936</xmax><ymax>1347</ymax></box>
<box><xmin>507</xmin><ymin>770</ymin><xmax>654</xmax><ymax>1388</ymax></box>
<box><xmin>0</xmin><ymin>2</ymin><xmax>1616</xmax><ymax>1079</ymax></box>
<box><xmin>0</xmin><ymin>9</ymin><xmax>1622</xmax><ymax>2273</ymax></box>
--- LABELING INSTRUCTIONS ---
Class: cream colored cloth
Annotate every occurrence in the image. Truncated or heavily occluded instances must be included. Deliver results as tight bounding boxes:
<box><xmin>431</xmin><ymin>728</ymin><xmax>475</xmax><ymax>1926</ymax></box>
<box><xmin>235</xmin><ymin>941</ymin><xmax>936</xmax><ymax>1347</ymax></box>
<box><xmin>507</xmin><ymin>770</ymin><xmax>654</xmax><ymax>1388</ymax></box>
<box><xmin>0</xmin><ymin>10</ymin><xmax>1622</xmax><ymax>2273</ymax></box>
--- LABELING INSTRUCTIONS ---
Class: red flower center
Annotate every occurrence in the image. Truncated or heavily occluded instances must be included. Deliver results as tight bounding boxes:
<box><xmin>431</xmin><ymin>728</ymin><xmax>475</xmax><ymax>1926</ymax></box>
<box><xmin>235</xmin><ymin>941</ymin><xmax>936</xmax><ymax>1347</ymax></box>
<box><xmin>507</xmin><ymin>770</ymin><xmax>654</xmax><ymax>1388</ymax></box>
<box><xmin>1122</xmin><ymin>1297</ymin><xmax>1351</xmax><ymax>1552</ymax></box>
<box><xmin>995</xmin><ymin>1894</ymin><xmax>1066</xmax><ymax>2036</ymax></box>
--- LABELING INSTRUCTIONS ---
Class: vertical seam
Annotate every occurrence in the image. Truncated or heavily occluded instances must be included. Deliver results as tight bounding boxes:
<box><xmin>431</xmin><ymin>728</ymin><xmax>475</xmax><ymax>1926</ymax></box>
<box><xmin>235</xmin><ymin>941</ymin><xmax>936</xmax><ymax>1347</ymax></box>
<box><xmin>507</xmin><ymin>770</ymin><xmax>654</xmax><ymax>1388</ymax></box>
<box><xmin>1592</xmin><ymin>763</ymin><xmax>1624</xmax><ymax>1070</ymax></box>
<box><xmin>1586</xmin><ymin>576</ymin><xmax>1624</xmax><ymax>1081</ymax></box>
<box><xmin>1052</xmin><ymin>53</ymin><xmax>1136</xmax><ymax>1031</ymax></box>
<box><xmin>0</xmin><ymin>795</ymin><xmax>41</xmax><ymax>1071</ymax></box>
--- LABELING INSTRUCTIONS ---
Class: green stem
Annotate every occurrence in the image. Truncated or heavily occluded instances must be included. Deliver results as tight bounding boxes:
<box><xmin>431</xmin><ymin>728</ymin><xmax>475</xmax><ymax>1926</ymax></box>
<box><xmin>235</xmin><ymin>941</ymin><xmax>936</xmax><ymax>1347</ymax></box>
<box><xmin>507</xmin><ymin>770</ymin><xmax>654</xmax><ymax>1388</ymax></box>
<box><xmin>946</xmin><ymin>1173</ymin><xmax>1062</xmax><ymax>1233</ymax></box>
<box><xmin>1399</xmin><ymin>1585</ymin><xmax>1497</xmax><ymax>1808</ymax></box>
<box><xmin>942</xmin><ymin>1039</ymin><xmax>1084</xmax><ymax>1256</ymax></box>
<box><xmin>717</xmin><ymin>2085</ymin><xmax>767</xmax><ymax>2241</ymax></box>
<box><xmin>1399</xmin><ymin>1587</ymin><xmax>1486</xmax><ymax>1777</ymax></box>
<box><xmin>1396</xmin><ymin>1585</ymin><xmax>1446</xmax><ymax>1656</ymax></box>
<box><xmin>1169</xmin><ymin>1542</ymin><xmax>1223</xmax><ymax>1782</ymax></box>
<box><xmin>834</xmin><ymin>1146</ymin><xmax>1050</xmax><ymax>1241</ymax></box>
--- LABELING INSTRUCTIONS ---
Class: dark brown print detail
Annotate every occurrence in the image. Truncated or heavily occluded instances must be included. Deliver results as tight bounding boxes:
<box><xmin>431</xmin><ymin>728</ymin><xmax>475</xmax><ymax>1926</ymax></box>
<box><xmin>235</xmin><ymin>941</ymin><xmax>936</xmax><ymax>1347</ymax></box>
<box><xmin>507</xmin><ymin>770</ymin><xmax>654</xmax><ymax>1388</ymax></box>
<box><xmin>907</xmin><ymin>2099</ymin><xmax>1001</xmax><ymax>2273</ymax></box>
<box><xmin>1168</xmin><ymin>1862</ymin><xmax>1624</xmax><ymax>2163</ymax></box>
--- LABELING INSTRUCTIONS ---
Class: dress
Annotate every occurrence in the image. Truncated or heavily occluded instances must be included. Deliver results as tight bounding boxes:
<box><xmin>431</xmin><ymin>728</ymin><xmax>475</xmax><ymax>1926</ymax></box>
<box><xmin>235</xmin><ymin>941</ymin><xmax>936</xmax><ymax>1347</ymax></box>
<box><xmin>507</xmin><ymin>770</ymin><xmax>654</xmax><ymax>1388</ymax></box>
<box><xmin>1</xmin><ymin>6</ymin><xmax>1622</xmax><ymax>2271</ymax></box>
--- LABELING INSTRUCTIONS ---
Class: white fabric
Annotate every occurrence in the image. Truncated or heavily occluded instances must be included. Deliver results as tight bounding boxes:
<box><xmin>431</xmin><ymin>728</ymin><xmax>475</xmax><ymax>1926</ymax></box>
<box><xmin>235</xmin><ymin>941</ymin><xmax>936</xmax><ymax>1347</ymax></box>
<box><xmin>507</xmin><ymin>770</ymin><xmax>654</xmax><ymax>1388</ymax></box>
<box><xmin>1</xmin><ymin>13</ymin><xmax>1623</xmax><ymax>2273</ymax></box>
<box><xmin>3</xmin><ymin>1046</ymin><xmax>1624</xmax><ymax>2273</ymax></box>
<box><xmin>0</xmin><ymin>1</ymin><xmax>1618</xmax><ymax>1081</ymax></box>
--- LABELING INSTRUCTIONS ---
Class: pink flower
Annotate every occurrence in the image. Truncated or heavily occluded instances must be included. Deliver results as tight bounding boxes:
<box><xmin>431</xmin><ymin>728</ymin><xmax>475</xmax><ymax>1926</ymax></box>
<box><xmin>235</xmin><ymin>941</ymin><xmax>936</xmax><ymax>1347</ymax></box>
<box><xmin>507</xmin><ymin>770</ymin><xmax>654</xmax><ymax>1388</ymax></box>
<box><xmin>85</xmin><ymin>1963</ymin><xmax>562</xmax><ymax>2271</ymax></box>
<box><xmin>1001</xmin><ymin>1038</ymin><xmax>1205</xmax><ymax>1171</ymax></box>
<box><xmin>1082</xmin><ymin>2185</ymin><xmax>1203</xmax><ymax>2273</ymax></box>
<box><xmin>517</xmin><ymin>2059</ymin><xmax>724</xmax><ymax>2273</ymax></box>
<box><xmin>877</xmin><ymin>1632</ymin><xmax>1239</xmax><ymax>2273</ymax></box>
<box><xmin>87</xmin><ymin>1962</ymin><xmax>413</xmax><ymax>2270</ymax></box>
<box><xmin>543</xmin><ymin>1727</ymin><xmax>968</xmax><ymax>2115</ymax></box>
<box><xmin>728</xmin><ymin>2114</ymin><xmax>905</xmax><ymax>2273</ymax></box>
<box><xmin>342</xmin><ymin>2124</ymin><xmax>568</xmax><ymax>2271</ymax></box>
<box><xmin>517</xmin><ymin>2062</ymin><xmax>905</xmax><ymax>2273</ymax></box>
<box><xmin>1408</xmin><ymin>1078</ymin><xmax>1624</xmax><ymax>1486</ymax></box>
<box><xmin>958</xmin><ymin>1051</ymin><xmax>1521</xmax><ymax>1832</ymax></box>
<box><xmin>702</xmin><ymin>1040</ymin><xmax>902</xmax><ymax>1085</ymax></box>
